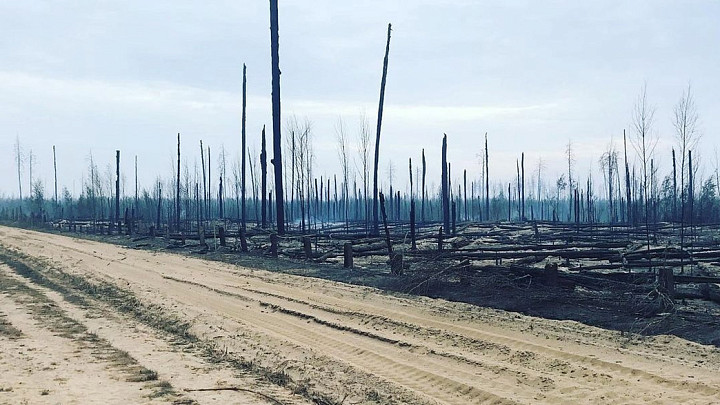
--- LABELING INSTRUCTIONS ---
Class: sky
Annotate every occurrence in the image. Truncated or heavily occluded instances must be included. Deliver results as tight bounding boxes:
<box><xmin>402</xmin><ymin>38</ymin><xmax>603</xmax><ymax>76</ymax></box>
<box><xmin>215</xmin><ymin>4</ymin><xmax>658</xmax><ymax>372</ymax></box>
<box><xmin>1</xmin><ymin>0</ymin><xmax>719</xmax><ymax>200</ymax></box>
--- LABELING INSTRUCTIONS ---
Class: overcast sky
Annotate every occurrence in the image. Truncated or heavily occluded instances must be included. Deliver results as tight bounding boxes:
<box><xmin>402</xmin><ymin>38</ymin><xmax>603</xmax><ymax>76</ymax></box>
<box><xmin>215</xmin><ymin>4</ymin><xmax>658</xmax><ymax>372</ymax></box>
<box><xmin>1</xmin><ymin>1</ymin><xmax>719</xmax><ymax>199</ymax></box>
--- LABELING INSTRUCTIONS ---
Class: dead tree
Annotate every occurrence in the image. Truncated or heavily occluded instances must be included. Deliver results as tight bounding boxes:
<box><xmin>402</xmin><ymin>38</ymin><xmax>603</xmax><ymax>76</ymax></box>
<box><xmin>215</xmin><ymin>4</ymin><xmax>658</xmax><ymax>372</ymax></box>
<box><xmin>421</xmin><ymin>148</ymin><xmax>426</xmax><ymax>222</ymax></box>
<box><xmin>176</xmin><ymin>134</ymin><xmax>181</xmax><ymax>231</ymax></box>
<box><xmin>672</xmin><ymin>148</ymin><xmax>677</xmax><ymax>222</ymax></box>
<box><xmin>53</xmin><ymin>145</ymin><xmax>58</xmax><ymax>206</ymax></box>
<box><xmin>241</xmin><ymin>63</ymin><xmax>248</xmax><ymax>231</ymax></box>
<box><xmin>14</xmin><ymin>136</ymin><xmax>22</xmax><ymax>201</ymax></box>
<box><xmin>200</xmin><ymin>140</ymin><xmax>207</xmax><ymax>224</ymax></box>
<box><xmin>115</xmin><ymin>150</ymin><xmax>120</xmax><ymax>232</ymax></box>
<box><xmin>484</xmin><ymin>133</ymin><xmax>489</xmax><ymax>221</ymax></box>
<box><xmin>673</xmin><ymin>84</ymin><xmax>700</xmax><ymax>252</ymax></box>
<box><xmin>623</xmin><ymin>130</ymin><xmax>632</xmax><ymax>227</ymax></box>
<box><xmin>372</xmin><ymin>23</ymin><xmax>392</xmax><ymax>236</ymax></box>
<box><xmin>441</xmin><ymin>134</ymin><xmax>450</xmax><ymax>234</ymax></box>
<box><xmin>261</xmin><ymin>125</ymin><xmax>267</xmax><ymax>228</ymax></box>
<box><xmin>630</xmin><ymin>83</ymin><xmax>657</xmax><ymax>253</ymax></box>
<box><xmin>521</xmin><ymin>152</ymin><xmax>525</xmax><ymax>220</ymax></box>
<box><xmin>269</xmin><ymin>0</ymin><xmax>285</xmax><ymax>234</ymax></box>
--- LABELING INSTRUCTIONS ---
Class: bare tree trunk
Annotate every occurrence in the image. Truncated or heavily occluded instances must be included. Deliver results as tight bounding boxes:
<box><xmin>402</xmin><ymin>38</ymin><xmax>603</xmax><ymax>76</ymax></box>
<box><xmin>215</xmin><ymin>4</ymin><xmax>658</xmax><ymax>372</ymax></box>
<box><xmin>269</xmin><ymin>0</ymin><xmax>285</xmax><ymax>234</ymax></box>
<box><xmin>485</xmin><ymin>133</ymin><xmax>490</xmax><ymax>221</ymax></box>
<box><xmin>372</xmin><ymin>23</ymin><xmax>392</xmax><ymax>236</ymax></box>
<box><xmin>261</xmin><ymin>125</ymin><xmax>267</xmax><ymax>228</ymax></box>
<box><xmin>15</xmin><ymin>136</ymin><xmax>22</xmax><ymax>202</ymax></box>
<box><xmin>521</xmin><ymin>152</ymin><xmax>525</xmax><ymax>221</ymax></box>
<box><xmin>441</xmin><ymin>134</ymin><xmax>450</xmax><ymax>234</ymax></box>
<box><xmin>53</xmin><ymin>145</ymin><xmax>58</xmax><ymax>206</ymax></box>
<box><xmin>241</xmin><ymin>63</ymin><xmax>247</xmax><ymax>231</ymax></box>
<box><xmin>672</xmin><ymin>148</ymin><xmax>677</xmax><ymax>223</ymax></box>
<box><xmin>200</xmin><ymin>140</ymin><xmax>207</xmax><ymax>225</ymax></box>
<box><xmin>208</xmin><ymin>146</ymin><xmax>211</xmax><ymax>219</ymax></box>
<box><xmin>134</xmin><ymin>155</ymin><xmax>139</xmax><ymax>215</ymax></box>
<box><xmin>115</xmin><ymin>150</ymin><xmax>120</xmax><ymax>233</ymax></box>
<box><xmin>156</xmin><ymin>182</ymin><xmax>162</xmax><ymax>231</ymax></box>
<box><xmin>623</xmin><ymin>131</ymin><xmax>632</xmax><ymax>228</ymax></box>
<box><xmin>176</xmin><ymin>134</ymin><xmax>181</xmax><ymax>231</ymax></box>
<box><xmin>421</xmin><ymin>148</ymin><xmax>426</xmax><ymax>223</ymax></box>
<box><xmin>463</xmin><ymin>169</ymin><xmax>467</xmax><ymax>221</ymax></box>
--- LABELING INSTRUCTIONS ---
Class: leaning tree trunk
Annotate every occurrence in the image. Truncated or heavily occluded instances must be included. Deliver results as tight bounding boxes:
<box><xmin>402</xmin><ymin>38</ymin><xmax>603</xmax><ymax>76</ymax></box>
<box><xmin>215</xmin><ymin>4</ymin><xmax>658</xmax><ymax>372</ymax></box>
<box><xmin>53</xmin><ymin>145</ymin><xmax>58</xmax><ymax>206</ymax></box>
<box><xmin>269</xmin><ymin>0</ymin><xmax>285</xmax><ymax>234</ymax></box>
<box><xmin>372</xmin><ymin>23</ymin><xmax>392</xmax><ymax>236</ymax></box>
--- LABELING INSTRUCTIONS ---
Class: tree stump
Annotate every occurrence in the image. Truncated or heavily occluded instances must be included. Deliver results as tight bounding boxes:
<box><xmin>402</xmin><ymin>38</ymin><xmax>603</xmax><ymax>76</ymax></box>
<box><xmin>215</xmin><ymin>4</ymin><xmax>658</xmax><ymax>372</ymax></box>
<box><xmin>343</xmin><ymin>242</ymin><xmax>353</xmax><ymax>269</ymax></box>
<box><xmin>390</xmin><ymin>253</ymin><xmax>403</xmax><ymax>275</ymax></box>
<box><xmin>198</xmin><ymin>227</ymin><xmax>205</xmax><ymax>246</ymax></box>
<box><xmin>303</xmin><ymin>237</ymin><xmax>313</xmax><ymax>260</ymax></box>
<box><xmin>658</xmin><ymin>268</ymin><xmax>675</xmax><ymax>298</ymax></box>
<box><xmin>270</xmin><ymin>233</ymin><xmax>278</xmax><ymax>257</ymax></box>
<box><xmin>218</xmin><ymin>226</ymin><xmax>226</xmax><ymax>247</ymax></box>
<box><xmin>239</xmin><ymin>228</ymin><xmax>248</xmax><ymax>252</ymax></box>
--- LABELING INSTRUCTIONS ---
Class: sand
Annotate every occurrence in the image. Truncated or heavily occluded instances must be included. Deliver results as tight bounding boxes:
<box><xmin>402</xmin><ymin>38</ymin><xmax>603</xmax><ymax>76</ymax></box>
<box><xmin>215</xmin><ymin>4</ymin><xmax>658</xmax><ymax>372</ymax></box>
<box><xmin>1</xmin><ymin>225</ymin><xmax>719</xmax><ymax>404</ymax></box>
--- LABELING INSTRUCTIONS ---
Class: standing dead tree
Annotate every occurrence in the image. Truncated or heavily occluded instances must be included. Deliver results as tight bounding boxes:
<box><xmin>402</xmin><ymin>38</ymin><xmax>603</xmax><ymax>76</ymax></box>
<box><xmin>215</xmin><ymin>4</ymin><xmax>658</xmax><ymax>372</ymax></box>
<box><xmin>673</xmin><ymin>84</ymin><xmax>700</xmax><ymax>251</ymax></box>
<box><xmin>53</xmin><ymin>145</ymin><xmax>58</xmax><ymax>206</ymax></box>
<box><xmin>14</xmin><ymin>136</ymin><xmax>23</xmax><ymax>202</ymax></box>
<box><xmin>623</xmin><ymin>130</ymin><xmax>632</xmax><ymax>226</ymax></box>
<box><xmin>176</xmin><ymin>134</ymin><xmax>181</xmax><ymax>231</ymax></box>
<box><xmin>372</xmin><ymin>23</ymin><xmax>392</xmax><ymax>236</ymax></box>
<box><xmin>261</xmin><ymin>125</ymin><xmax>268</xmax><ymax>228</ymax></box>
<box><xmin>269</xmin><ymin>0</ymin><xmax>285</xmax><ymax>234</ymax></box>
<box><xmin>241</xmin><ymin>63</ymin><xmax>248</xmax><ymax>231</ymax></box>
<box><xmin>600</xmin><ymin>141</ymin><xmax>619</xmax><ymax>223</ymax></box>
<box><xmin>115</xmin><ymin>150</ymin><xmax>120</xmax><ymax>233</ymax></box>
<box><xmin>336</xmin><ymin>117</ymin><xmax>351</xmax><ymax>231</ymax></box>
<box><xmin>630</xmin><ymin>83</ymin><xmax>657</xmax><ymax>258</ymax></box>
<box><xmin>484</xmin><ymin>133</ymin><xmax>490</xmax><ymax>221</ymax></box>
<box><xmin>566</xmin><ymin>140</ymin><xmax>574</xmax><ymax>221</ymax></box>
<box><xmin>421</xmin><ymin>148</ymin><xmax>427</xmax><ymax>223</ymax></box>
<box><xmin>356</xmin><ymin>113</ymin><xmax>371</xmax><ymax>233</ymax></box>
<box><xmin>441</xmin><ymin>134</ymin><xmax>450</xmax><ymax>234</ymax></box>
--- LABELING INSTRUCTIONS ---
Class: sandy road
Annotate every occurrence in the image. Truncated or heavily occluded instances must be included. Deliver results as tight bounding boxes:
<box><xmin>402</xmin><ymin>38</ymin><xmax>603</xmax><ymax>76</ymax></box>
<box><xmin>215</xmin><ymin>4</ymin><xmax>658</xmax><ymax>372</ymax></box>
<box><xmin>1</xmin><ymin>226</ymin><xmax>720</xmax><ymax>404</ymax></box>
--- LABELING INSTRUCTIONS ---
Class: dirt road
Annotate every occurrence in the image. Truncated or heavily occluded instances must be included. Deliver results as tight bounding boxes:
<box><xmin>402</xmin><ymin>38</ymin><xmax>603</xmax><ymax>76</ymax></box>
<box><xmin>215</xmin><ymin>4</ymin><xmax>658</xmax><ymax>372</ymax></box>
<box><xmin>1</xmin><ymin>226</ymin><xmax>719</xmax><ymax>404</ymax></box>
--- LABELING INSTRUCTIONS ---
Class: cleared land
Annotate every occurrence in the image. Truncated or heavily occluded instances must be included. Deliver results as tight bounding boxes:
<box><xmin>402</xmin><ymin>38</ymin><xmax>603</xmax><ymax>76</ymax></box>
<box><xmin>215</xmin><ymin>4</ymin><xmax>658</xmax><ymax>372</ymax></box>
<box><xmin>1</xmin><ymin>225</ymin><xmax>720</xmax><ymax>404</ymax></box>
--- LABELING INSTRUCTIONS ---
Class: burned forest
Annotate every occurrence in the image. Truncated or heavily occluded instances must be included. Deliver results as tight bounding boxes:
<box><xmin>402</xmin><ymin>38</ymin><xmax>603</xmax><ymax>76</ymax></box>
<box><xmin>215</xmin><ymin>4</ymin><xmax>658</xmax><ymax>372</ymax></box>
<box><xmin>1</xmin><ymin>2</ymin><xmax>720</xmax><ymax>404</ymax></box>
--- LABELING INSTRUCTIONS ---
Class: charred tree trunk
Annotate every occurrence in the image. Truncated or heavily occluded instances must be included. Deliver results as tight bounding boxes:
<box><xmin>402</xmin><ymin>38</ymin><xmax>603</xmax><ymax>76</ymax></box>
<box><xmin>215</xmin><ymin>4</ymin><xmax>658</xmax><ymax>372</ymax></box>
<box><xmin>176</xmin><ymin>134</ymin><xmax>181</xmax><ymax>231</ymax></box>
<box><xmin>521</xmin><ymin>152</ymin><xmax>525</xmax><ymax>221</ymax></box>
<box><xmin>485</xmin><ymin>133</ymin><xmax>490</xmax><ymax>221</ymax></box>
<box><xmin>200</xmin><ymin>141</ymin><xmax>207</xmax><ymax>225</ymax></box>
<box><xmin>261</xmin><ymin>125</ymin><xmax>267</xmax><ymax>228</ymax></box>
<box><xmin>156</xmin><ymin>183</ymin><xmax>162</xmax><ymax>232</ymax></box>
<box><xmin>53</xmin><ymin>145</ymin><xmax>58</xmax><ymax>207</ymax></box>
<box><xmin>242</xmin><ymin>63</ymin><xmax>248</xmax><ymax>231</ymax></box>
<box><xmin>441</xmin><ymin>134</ymin><xmax>450</xmax><ymax>234</ymax></box>
<box><xmin>372</xmin><ymin>23</ymin><xmax>392</xmax><ymax>236</ymax></box>
<box><xmin>269</xmin><ymin>0</ymin><xmax>285</xmax><ymax>234</ymax></box>
<box><xmin>623</xmin><ymin>131</ymin><xmax>632</xmax><ymax>229</ymax></box>
<box><xmin>672</xmin><ymin>148</ymin><xmax>677</xmax><ymax>223</ymax></box>
<box><xmin>115</xmin><ymin>150</ymin><xmax>120</xmax><ymax>233</ymax></box>
<box><xmin>421</xmin><ymin>148</ymin><xmax>426</xmax><ymax>223</ymax></box>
